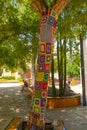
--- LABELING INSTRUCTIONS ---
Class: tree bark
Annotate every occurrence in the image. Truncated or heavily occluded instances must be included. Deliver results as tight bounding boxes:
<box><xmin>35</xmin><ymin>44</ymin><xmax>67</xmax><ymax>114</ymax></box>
<box><xmin>51</xmin><ymin>54</ymin><xmax>56</xmax><ymax>97</ymax></box>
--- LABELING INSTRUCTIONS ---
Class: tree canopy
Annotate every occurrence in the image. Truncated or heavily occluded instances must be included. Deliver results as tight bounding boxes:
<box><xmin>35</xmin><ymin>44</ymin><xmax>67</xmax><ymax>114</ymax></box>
<box><xmin>0</xmin><ymin>0</ymin><xmax>39</xmax><ymax>72</ymax></box>
<box><xmin>0</xmin><ymin>0</ymin><xmax>87</xmax><ymax>75</ymax></box>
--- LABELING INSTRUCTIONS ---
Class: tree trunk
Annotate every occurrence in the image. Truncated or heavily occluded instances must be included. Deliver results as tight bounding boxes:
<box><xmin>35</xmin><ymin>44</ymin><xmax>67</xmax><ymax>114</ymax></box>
<box><xmin>27</xmin><ymin>0</ymin><xmax>71</xmax><ymax>129</ymax></box>
<box><xmin>31</xmin><ymin>53</ymin><xmax>36</xmax><ymax>87</ymax></box>
<box><xmin>51</xmin><ymin>54</ymin><xmax>56</xmax><ymax>97</ymax></box>
<box><xmin>57</xmin><ymin>38</ymin><xmax>67</xmax><ymax>96</ymax></box>
<box><xmin>27</xmin><ymin>9</ymin><xmax>57</xmax><ymax>129</ymax></box>
<box><xmin>57</xmin><ymin>39</ymin><xmax>63</xmax><ymax>96</ymax></box>
<box><xmin>63</xmin><ymin>39</ymin><xmax>67</xmax><ymax>95</ymax></box>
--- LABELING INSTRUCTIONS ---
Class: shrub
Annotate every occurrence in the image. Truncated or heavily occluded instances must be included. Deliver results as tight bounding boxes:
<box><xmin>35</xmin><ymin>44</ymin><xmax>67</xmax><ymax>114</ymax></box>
<box><xmin>0</xmin><ymin>76</ymin><xmax>15</xmax><ymax>80</ymax></box>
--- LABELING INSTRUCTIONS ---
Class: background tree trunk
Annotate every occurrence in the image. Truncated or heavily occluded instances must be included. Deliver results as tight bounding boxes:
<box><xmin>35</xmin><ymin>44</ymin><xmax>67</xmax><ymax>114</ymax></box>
<box><xmin>57</xmin><ymin>38</ymin><xmax>67</xmax><ymax>96</ymax></box>
<box><xmin>51</xmin><ymin>54</ymin><xmax>56</xmax><ymax>97</ymax></box>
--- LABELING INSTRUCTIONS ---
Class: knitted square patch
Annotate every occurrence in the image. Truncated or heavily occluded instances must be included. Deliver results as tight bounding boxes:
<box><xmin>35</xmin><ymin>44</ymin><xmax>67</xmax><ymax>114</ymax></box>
<box><xmin>38</xmin><ymin>54</ymin><xmax>45</xmax><ymax>64</ymax></box>
<box><xmin>33</xmin><ymin>113</ymin><xmax>40</xmax><ymax>119</ymax></box>
<box><xmin>35</xmin><ymin>81</ymin><xmax>42</xmax><ymax>90</ymax></box>
<box><xmin>47</xmin><ymin>16</ymin><xmax>55</xmax><ymax>26</ymax></box>
<box><xmin>45</xmin><ymin>54</ymin><xmax>51</xmax><ymax>63</ymax></box>
<box><xmin>40</xmin><ymin>113</ymin><xmax>45</xmax><ymax>120</ymax></box>
<box><xmin>44</xmin><ymin>63</ymin><xmax>50</xmax><ymax>72</ymax></box>
<box><xmin>41</xmin><ymin>82</ymin><xmax>48</xmax><ymax>90</ymax></box>
<box><xmin>35</xmin><ymin>90</ymin><xmax>41</xmax><ymax>98</ymax></box>
<box><xmin>46</xmin><ymin>43</ymin><xmax>51</xmax><ymax>54</ymax></box>
<box><xmin>40</xmin><ymin>42</ymin><xmax>46</xmax><ymax>54</ymax></box>
<box><xmin>38</xmin><ymin>64</ymin><xmax>45</xmax><ymax>72</ymax></box>
<box><xmin>51</xmin><ymin>10</ymin><xmax>57</xmax><ymax>19</ymax></box>
<box><xmin>44</xmin><ymin>72</ymin><xmax>49</xmax><ymax>81</ymax></box>
<box><xmin>34</xmin><ymin>106</ymin><xmax>40</xmax><ymax>114</ymax></box>
<box><xmin>41</xmin><ymin>107</ymin><xmax>45</xmax><ymax>113</ymax></box>
<box><xmin>31</xmin><ymin>124</ymin><xmax>37</xmax><ymax>130</ymax></box>
<box><xmin>41</xmin><ymin>91</ymin><xmax>47</xmax><ymax>98</ymax></box>
<box><xmin>34</xmin><ymin>98</ymin><xmax>40</xmax><ymax>106</ymax></box>
<box><xmin>40</xmin><ymin>24</ymin><xmax>52</xmax><ymax>43</ymax></box>
<box><xmin>40</xmin><ymin>15</ymin><xmax>48</xmax><ymax>25</ymax></box>
<box><xmin>36</xmin><ymin>72</ymin><xmax>44</xmax><ymax>81</ymax></box>
<box><xmin>40</xmin><ymin>98</ymin><xmax>46</xmax><ymax>107</ymax></box>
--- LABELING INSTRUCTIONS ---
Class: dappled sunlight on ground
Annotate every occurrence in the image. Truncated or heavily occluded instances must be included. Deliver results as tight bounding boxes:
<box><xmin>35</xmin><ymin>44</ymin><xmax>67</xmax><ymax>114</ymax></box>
<box><xmin>15</xmin><ymin>91</ymin><xmax>21</xmax><ymax>96</ymax></box>
<box><xmin>0</xmin><ymin>82</ymin><xmax>87</xmax><ymax>130</ymax></box>
<box><xmin>0</xmin><ymin>83</ymin><xmax>31</xmax><ymax>129</ymax></box>
<box><xmin>0</xmin><ymin>118</ymin><xmax>4</xmax><ymax>123</ymax></box>
<box><xmin>46</xmin><ymin>106</ymin><xmax>87</xmax><ymax>126</ymax></box>
<box><xmin>0</xmin><ymin>96</ymin><xmax>2</xmax><ymax>99</ymax></box>
<box><xmin>4</xmin><ymin>94</ymin><xmax>9</xmax><ymax>98</ymax></box>
<box><xmin>85</xmin><ymin>115</ymin><xmax>87</xmax><ymax>119</ymax></box>
<box><xmin>61</xmin><ymin>109</ymin><xmax>66</xmax><ymax>112</ymax></box>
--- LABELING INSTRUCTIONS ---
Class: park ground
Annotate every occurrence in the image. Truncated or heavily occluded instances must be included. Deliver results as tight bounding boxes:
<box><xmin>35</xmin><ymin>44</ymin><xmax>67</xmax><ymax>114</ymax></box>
<box><xmin>0</xmin><ymin>82</ymin><xmax>87</xmax><ymax>130</ymax></box>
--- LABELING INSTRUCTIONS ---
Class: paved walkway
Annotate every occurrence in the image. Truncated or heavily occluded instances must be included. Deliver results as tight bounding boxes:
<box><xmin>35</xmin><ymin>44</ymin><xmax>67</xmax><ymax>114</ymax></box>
<box><xmin>0</xmin><ymin>83</ymin><xmax>87</xmax><ymax>130</ymax></box>
<box><xmin>0</xmin><ymin>83</ymin><xmax>31</xmax><ymax>130</ymax></box>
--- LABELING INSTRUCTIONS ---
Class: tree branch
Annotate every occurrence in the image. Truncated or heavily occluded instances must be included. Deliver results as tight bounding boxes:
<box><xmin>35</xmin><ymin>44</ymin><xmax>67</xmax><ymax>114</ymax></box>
<box><xmin>50</xmin><ymin>0</ymin><xmax>58</xmax><ymax>8</ymax></box>
<box><xmin>31</xmin><ymin>1</ymin><xmax>42</xmax><ymax>13</ymax></box>
<box><xmin>39</xmin><ymin>0</ymin><xmax>48</xmax><ymax>10</ymax></box>
<box><xmin>52</xmin><ymin>0</ymin><xmax>71</xmax><ymax>17</ymax></box>
<box><xmin>31</xmin><ymin>0</ymin><xmax>48</xmax><ymax>14</ymax></box>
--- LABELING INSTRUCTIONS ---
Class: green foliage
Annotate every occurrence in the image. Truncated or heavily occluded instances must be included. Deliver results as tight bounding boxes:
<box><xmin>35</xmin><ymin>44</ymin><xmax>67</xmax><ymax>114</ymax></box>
<box><xmin>55</xmin><ymin>0</ymin><xmax>87</xmax><ymax>82</ymax></box>
<box><xmin>0</xmin><ymin>0</ymin><xmax>39</xmax><ymax>72</ymax></box>
<box><xmin>0</xmin><ymin>76</ymin><xmax>15</xmax><ymax>80</ymax></box>
<box><xmin>67</xmin><ymin>61</ymin><xmax>80</xmax><ymax>77</ymax></box>
<box><xmin>55</xmin><ymin>0</ymin><xmax>87</xmax><ymax>39</ymax></box>
<box><xmin>66</xmin><ymin>53</ymin><xmax>80</xmax><ymax>77</ymax></box>
<box><xmin>0</xmin><ymin>0</ymin><xmax>87</xmax><ymax>86</ymax></box>
<box><xmin>45</xmin><ymin>0</ymin><xmax>55</xmax><ymax>7</ymax></box>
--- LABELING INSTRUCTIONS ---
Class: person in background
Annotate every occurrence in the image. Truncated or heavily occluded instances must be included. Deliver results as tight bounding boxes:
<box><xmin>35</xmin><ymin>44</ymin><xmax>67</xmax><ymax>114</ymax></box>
<box><xmin>68</xmin><ymin>81</ymin><xmax>71</xmax><ymax>89</ymax></box>
<box><xmin>66</xmin><ymin>80</ymin><xmax>71</xmax><ymax>91</ymax></box>
<box><xmin>21</xmin><ymin>80</ymin><xmax>28</xmax><ymax>92</ymax></box>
